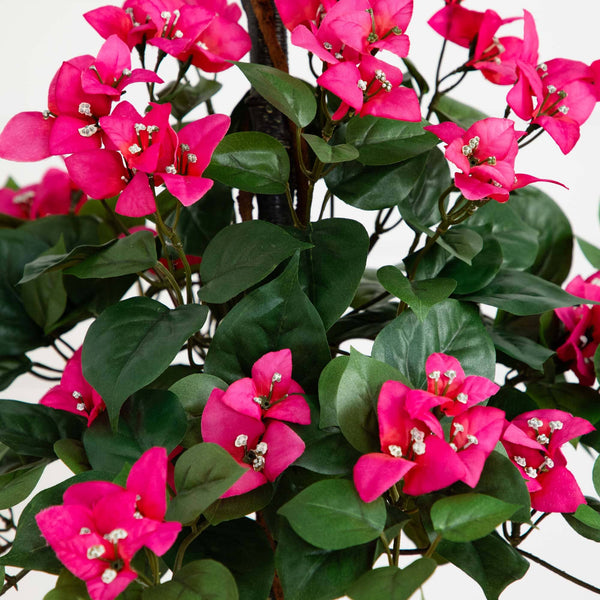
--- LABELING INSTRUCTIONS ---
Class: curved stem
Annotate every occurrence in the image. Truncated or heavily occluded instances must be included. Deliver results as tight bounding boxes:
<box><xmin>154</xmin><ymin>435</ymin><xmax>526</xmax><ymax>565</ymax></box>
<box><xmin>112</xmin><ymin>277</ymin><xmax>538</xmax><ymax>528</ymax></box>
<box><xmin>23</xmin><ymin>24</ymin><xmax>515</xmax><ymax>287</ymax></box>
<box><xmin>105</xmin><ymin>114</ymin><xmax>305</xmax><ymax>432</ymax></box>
<box><xmin>174</xmin><ymin>521</ymin><xmax>211</xmax><ymax>572</ymax></box>
<box><xmin>379</xmin><ymin>533</ymin><xmax>394</xmax><ymax>566</ymax></box>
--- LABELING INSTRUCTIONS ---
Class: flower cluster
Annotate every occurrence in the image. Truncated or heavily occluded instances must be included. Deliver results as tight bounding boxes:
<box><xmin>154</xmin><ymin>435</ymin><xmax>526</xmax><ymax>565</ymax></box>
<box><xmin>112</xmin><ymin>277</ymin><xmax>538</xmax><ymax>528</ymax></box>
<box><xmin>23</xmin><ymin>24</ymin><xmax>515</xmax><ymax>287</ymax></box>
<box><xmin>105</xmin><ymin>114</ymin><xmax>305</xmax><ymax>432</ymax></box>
<box><xmin>277</xmin><ymin>0</ymin><xmax>421</xmax><ymax>121</ymax></box>
<box><xmin>201</xmin><ymin>349</ymin><xmax>309</xmax><ymax>496</ymax></box>
<box><xmin>35</xmin><ymin>448</ymin><xmax>181</xmax><ymax>600</ymax></box>
<box><xmin>555</xmin><ymin>271</ymin><xmax>600</xmax><ymax>385</ymax></box>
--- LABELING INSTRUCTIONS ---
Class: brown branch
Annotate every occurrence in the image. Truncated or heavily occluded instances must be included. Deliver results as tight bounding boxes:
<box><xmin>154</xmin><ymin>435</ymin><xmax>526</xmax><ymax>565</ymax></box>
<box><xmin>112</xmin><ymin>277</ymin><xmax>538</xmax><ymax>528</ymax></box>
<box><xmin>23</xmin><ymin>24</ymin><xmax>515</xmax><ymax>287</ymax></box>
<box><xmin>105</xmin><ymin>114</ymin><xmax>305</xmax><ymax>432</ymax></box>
<box><xmin>247</xmin><ymin>0</ymin><xmax>288</xmax><ymax>73</ymax></box>
<box><xmin>0</xmin><ymin>570</ymin><xmax>29</xmax><ymax>596</ymax></box>
<box><xmin>237</xmin><ymin>190</ymin><xmax>254</xmax><ymax>221</ymax></box>
<box><xmin>256</xmin><ymin>511</ymin><xmax>284</xmax><ymax>600</ymax></box>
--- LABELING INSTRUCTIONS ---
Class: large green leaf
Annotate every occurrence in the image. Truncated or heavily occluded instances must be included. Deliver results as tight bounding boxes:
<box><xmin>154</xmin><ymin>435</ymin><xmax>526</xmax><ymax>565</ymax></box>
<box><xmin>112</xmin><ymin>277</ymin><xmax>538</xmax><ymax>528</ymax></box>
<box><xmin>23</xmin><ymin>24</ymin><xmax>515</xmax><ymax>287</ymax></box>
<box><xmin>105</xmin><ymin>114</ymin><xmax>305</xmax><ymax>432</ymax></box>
<box><xmin>199</xmin><ymin>221</ymin><xmax>312</xmax><ymax>304</ymax></box>
<box><xmin>83</xmin><ymin>389</ymin><xmax>187</xmax><ymax>475</ymax></box>
<box><xmin>345</xmin><ymin>116</ymin><xmax>438</xmax><ymax>165</ymax></box>
<box><xmin>372</xmin><ymin>299</ymin><xmax>496</xmax><ymax>388</ymax></box>
<box><xmin>564</xmin><ymin>500</ymin><xmax>600</xmax><ymax>542</ymax></box>
<box><xmin>578</xmin><ymin>238</ymin><xmax>600</xmax><ymax>271</ymax></box>
<box><xmin>377</xmin><ymin>265</ymin><xmax>456</xmax><ymax>322</ymax></box>
<box><xmin>336</xmin><ymin>349</ymin><xmax>407</xmax><ymax>453</ymax></box>
<box><xmin>278</xmin><ymin>478</ymin><xmax>386</xmax><ymax>550</ymax></box>
<box><xmin>437</xmin><ymin>226</ymin><xmax>483</xmax><ymax>265</ymax></box>
<box><xmin>437</xmin><ymin>533</ymin><xmax>529</xmax><ymax>600</ymax></box>
<box><xmin>345</xmin><ymin>560</ymin><xmax>437</xmax><ymax>600</ymax></box>
<box><xmin>143</xmin><ymin>559</ymin><xmax>238</xmax><ymax>600</ymax></box>
<box><xmin>324</xmin><ymin>152</ymin><xmax>431</xmax><ymax>211</ymax></box>
<box><xmin>460</xmin><ymin>270</ymin><xmax>585</xmax><ymax>316</ymax></box>
<box><xmin>275</xmin><ymin>521</ymin><xmax>373</xmax><ymax>600</ymax></box>
<box><xmin>491</xmin><ymin>328</ymin><xmax>554</xmax><ymax>372</ymax></box>
<box><xmin>166</xmin><ymin>443</ymin><xmax>245</xmax><ymax>524</ymax></box>
<box><xmin>302</xmin><ymin>134</ymin><xmax>359</xmax><ymax>164</ymax></box>
<box><xmin>204</xmin><ymin>132</ymin><xmax>290</xmax><ymax>194</ymax></box>
<box><xmin>431</xmin><ymin>494</ymin><xmax>519</xmax><ymax>542</ymax></box>
<box><xmin>291</xmin><ymin>218</ymin><xmax>369</xmax><ymax>329</ymax></box>
<box><xmin>0</xmin><ymin>458</ymin><xmax>49</xmax><ymax>509</ymax></box>
<box><xmin>234</xmin><ymin>62</ymin><xmax>316</xmax><ymax>127</ymax></box>
<box><xmin>82</xmin><ymin>297</ymin><xmax>208</xmax><ymax>426</ymax></box>
<box><xmin>0</xmin><ymin>354</ymin><xmax>32</xmax><ymax>391</ymax></box>
<box><xmin>0</xmin><ymin>400</ymin><xmax>85</xmax><ymax>458</ymax></box>
<box><xmin>204</xmin><ymin>255</ymin><xmax>330</xmax><ymax>391</ymax></box>
<box><xmin>433</xmin><ymin>95</ymin><xmax>488</xmax><ymax>129</ymax></box>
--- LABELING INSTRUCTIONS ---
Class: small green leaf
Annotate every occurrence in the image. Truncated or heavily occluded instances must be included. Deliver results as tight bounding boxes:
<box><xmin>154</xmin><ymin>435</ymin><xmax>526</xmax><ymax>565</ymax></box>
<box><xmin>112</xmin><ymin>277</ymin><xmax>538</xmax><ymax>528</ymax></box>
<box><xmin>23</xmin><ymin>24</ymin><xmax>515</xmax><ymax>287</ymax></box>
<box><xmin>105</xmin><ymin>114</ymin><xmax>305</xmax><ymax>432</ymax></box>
<box><xmin>431</xmin><ymin>493</ymin><xmax>519</xmax><ymax>542</ymax></box>
<box><xmin>433</xmin><ymin>95</ymin><xmax>488</xmax><ymax>129</ymax></box>
<box><xmin>199</xmin><ymin>221</ymin><xmax>312</xmax><ymax>303</ymax></box>
<box><xmin>166</xmin><ymin>443</ymin><xmax>245</xmax><ymax>524</ymax></box>
<box><xmin>302</xmin><ymin>134</ymin><xmax>359</xmax><ymax>164</ymax></box>
<box><xmin>54</xmin><ymin>439</ymin><xmax>90</xmax><ymax>475</ymax></box>
<box><xmin>491</xmin><ymin>329</ymin><xmax>554</xmax><ymax>372</ymax></box>
<box><xmin>0</xmin><ymin>459</ymin><xmax>49</xmax><ymax>509</ymax></box>
<box><xmin>563</xmin><ymin>497</ymin><xmax>600</xmax><ymax>542</ymax></box>
<box><xmin>571</xmin><ymin>503</ymin><xmax>600</xmax><ymax>530</ymax></box>
<box><xmin>377</xmin><ymin>266</ymin><xmax>456</xmax><ymax>322</ymax></box>
<box><xmin>278</xmin><ymin>479</ymin><xmax>387</xmax><ymax>550</ymax></box>
<box><xmin>345</xmin><ymin>560</ymin><xmax>437</xmax><ymax>600</ymax></box>
<box><xmin>437</xmin><ymin>227</ymin><xmax>483</xmax><ymax>265</ymax></box>
<box><xmin>578</xmin><ymin>238</ymin><xmax>600</xmax><ymax>270</ymax></box>
<box><xmin>234</xmin><ymin>62</ymin><xmax>316</xmax><ymax>127</ymax></box>
<box><xmin>158</xmin><ymin>76</ymin><xmax>222</xmax><ymax>121</ymax></box>
<box><xmin>205</xmin><ymin>132</ymin><xmax>290</xmax><ymax>194</ymax></box>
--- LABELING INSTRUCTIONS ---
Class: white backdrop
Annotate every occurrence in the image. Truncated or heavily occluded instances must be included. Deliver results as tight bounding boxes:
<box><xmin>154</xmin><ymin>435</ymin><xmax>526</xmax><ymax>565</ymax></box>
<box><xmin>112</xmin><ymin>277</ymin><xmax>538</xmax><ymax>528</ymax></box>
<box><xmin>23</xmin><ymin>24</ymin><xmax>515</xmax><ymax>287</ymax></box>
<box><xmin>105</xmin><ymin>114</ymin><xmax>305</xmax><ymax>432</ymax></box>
<box><xmin>1</xmin><ymin>1</ymin><xmax>600</xmax><ymax>598</ymax></box>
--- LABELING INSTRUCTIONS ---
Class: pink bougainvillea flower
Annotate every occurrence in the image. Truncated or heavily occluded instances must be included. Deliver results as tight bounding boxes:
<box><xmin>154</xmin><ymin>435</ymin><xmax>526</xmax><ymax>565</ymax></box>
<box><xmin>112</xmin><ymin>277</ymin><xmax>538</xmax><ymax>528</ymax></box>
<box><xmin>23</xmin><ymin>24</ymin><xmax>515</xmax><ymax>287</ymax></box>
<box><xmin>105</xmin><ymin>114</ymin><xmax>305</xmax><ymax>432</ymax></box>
<box><xmin>365</xmin><ymin>0</ymin><xmax>413</xmax><ymax>57</ymax></box>
<box><xmin>449</xmin><ymin>406</ymin><xmax>505</xmax><ymax>487</ymax></box>
<box><xmin>36</xmin><ymin>448</ymin><xmax>181</xmax><ymax>600</ymax></box>
<box><xmin>467</xmin><ymin>10</ymin><xmax>538</xmax><ymax>85</ymax></box>
<box><xmin>428</xmin><ymin>2</ymin><xmax>484</xmax><ymax>48</ymax></box>
<box><xmin>201</xmin><ymin>388</ymin><xmax>306</xmax><ymax>497</ymax></box>
<box><xmin>81</xmin><ymin>35</ymin><xmax>163</xmax><ymax>98</ymax></box>
<box><xmin>155</xmin><ymin>113</ymin><xmax>230</xmax><ymax>206</ymax></box>
<box><xmin>0</xmin><ymin>112</ymin><xmax>54</xmax><ymax>161</ymax></box>
<box><xmin>274</xmin><ymin>0</ymin><xmax>334</xmax><ymax>32</ymax></box>
<box><xmin>508</xmin><ymin>59</ymin><xmax>597</xmax><ymax>154</ymax></box>
<box><xmin>40</xmin><ymin>348</ymin><xmax>105</xmax><ymax>426</ymax></box>
<box><xmin>425</xmin><ymin>117</ymin><xmax>564</xmax><ymax>202</ymax></box>
<box><xmin>353</xmin><ymin>380</ymin><xmax>466</xmax><ymax>502</ymax></box>
<box><xmin>502</xmin><ymin>409</ymin><xmax>594</xmax><ymax>512</ymax></box>
<box><xmin>219</xmin><ymin>349</ymin><xmax>310</xmax><ymax>425</ymax></box>
<box><xmin>555</xmin><ymin>272</ymin><xmax>600</xmax><ymax>385</ymax></box>
<box><xmin>318</xmin><ymin>54</ymin><xmax>421</xmax><ymax>121</ymax></box>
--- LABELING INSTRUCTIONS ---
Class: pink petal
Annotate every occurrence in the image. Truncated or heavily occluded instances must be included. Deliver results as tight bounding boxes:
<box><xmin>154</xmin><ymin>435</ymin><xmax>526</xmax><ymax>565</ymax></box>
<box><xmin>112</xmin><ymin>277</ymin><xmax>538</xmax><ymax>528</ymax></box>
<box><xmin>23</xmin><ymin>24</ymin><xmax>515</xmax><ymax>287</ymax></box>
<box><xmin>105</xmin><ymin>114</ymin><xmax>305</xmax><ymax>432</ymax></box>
<box><xmin>53</xmin><ymin>534</ymin><xmax>109</xmax><ymax>581</ymax></box>
<box><xmin>84</xmin><ymin>6</ymin><xmax>132</xmax><ymax>44</ymax></box>
<box><xmin>220</xmin><ymin>378</ymin><xmax>263</xmax><ymax>421</ymax></box>
<box><xmin>222</xmin><ymin>467</ymin><xmax>266</xmax><ymax>498</ymax></box>
<box><xmin>86</xmin><ymin>567</ymin><xmax>138</xmax><ymax>600</ymax></box>
<box><xmin>36</xmin><ymin>504</ymin><xmax>94</xmax><ymax>548</ymax></box>
<box><xmin>377</xmin><ymin>380</ymin><xmax>412</xmax><ymax>442</ymax></box>
<box><xmin>291</xmin><ymin>25</ymin><xmax>338</xmax><ymax>65</ymax></box>
<box><xmin>0</xmin><ymin>112</ymin><xmax>52</xmax><ymax>161</ymax></box>
<box><xmin>265</xmin><ymin>381</ymin><xmax>310</xmax><ymax>425</ymax></box>
<box><xmin>252</xmin><ymin>349</ymin><xmax>294</xmax><ymax>398</ymax></box>
<box><xmin>163</xmin><ymin>174</ymin><xmax>214</xmax><ymax>206</ymax></box>
<box><xmin>454</xmin><ymin>173</ymin><xmax>510</xmax><ymax>202</ymax></box>
<box><xmin>425</xmin><ymin>353</ymin><xmax>465</xmax><ymax>396</ymax></box>
<box><xmin>178</xmin><ymin>114</ymin><xmax>231</xmax><ymax>174</ymax></box>
<box><xmin>360</xmin><ymin>85</ymin><xmax>421</xmax><ymax>122</ymax></box>
<box><xmin>530</xmin><ymin>466</ymin><xmax>586</xmax><ymax>513</ymax></box>
<box><xmin>262</xmin><ymin>420</ymin><xmax>306</xmax><ymax>481</ymax></box>
<box><xmin>354</xmin><ymin>452</ymin><xmax>415</xmax><ymax>503</ymax></box>
<box><xmin>63</xmin><ymin>481</ymin><xmax>123</xmax><ymax>507</ymax></box>
<box><xmin>126</xmin><ymin>447</ymin><xmax>168</xmax><ymax>521</ymax></box>
<box><xmin>65</xmin><ymin>150</ymin><xmax>127</xmax><ymax>199</ymax></box>
<box><xmin>317</xmin><ymin>62</ymin><xmax>364</xmax><ymax>111</ymax></box>
<box><xmin>115</xmin><ymin>172</ymin><xmax>157</xmax><ymax>217</ymax></box>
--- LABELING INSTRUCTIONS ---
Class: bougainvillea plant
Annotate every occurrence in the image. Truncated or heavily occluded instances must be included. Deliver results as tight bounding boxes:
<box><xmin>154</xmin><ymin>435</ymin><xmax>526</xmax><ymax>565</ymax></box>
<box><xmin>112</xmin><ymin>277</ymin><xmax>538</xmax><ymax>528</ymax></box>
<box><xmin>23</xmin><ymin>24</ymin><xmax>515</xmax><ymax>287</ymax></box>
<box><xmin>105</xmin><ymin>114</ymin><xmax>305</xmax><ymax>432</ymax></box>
<box><xmin>1</xmin><ymin>0</ymin><xmax>600</xmax><ymax>599</ymax></box>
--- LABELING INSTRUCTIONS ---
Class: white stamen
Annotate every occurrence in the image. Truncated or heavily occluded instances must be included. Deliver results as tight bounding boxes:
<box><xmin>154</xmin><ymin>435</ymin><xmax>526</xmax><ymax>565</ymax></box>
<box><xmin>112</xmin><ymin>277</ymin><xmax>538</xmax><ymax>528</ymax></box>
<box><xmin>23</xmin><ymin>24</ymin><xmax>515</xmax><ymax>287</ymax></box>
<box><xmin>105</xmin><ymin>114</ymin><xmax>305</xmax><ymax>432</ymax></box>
<box><xmin>42</xmin><ymin>109</ymin><xmax>51</xmax><ymax>119</ymax></box>
<box><xmin>514</xmin><ymin>456</ymin><xmax>527</xmax><ymax>467</ymax></box>
<box><xmin>449</xmin><ymin>442</ymin><xmax>457</xmax><ymax>451</ymax></box>
<box><xmin>272</xmin><ymin>372</ymin><xmax>282</xmax><ymax>383</ymax></box>
<box><xmin>527</xmin><ymin>417</ymin><xmax>543</xmax><ymax>430</ymax></box>
<box><xmin>101</xmin><ymin>569</ymin><xmax>118</xmax><ymax>584</ymax></box>
<box><xmin>323</xmin><ymin>42</ymin><xmax>332</xmax><ymax>50</ymax></box>
<box><xmin>469</xmin><ymin>136</ymin><xmax>480</xmax><ymax>149</ymax></box>
<box><xmin>536</xmin><ymin>433</ymin><xmax>550</xmax><ymax>445</ymax></box>
<box><xmin>410</xmin><ymin>427</ymin><xmax>425</xmax><ymax>443</ymax></box>
<box><xmin>543</xmin><ymin>457</ymin><xmax>555</xmax><ymax>469</ymax></box>
<box><xmin>487</xmin><ymin>156</ymin><xmax>497</xmax><ymax>165</ymax></box>
<box><xmin>146</xmin><ymin>125</ymin><xmax>160</xmax><ymax>134</ymax></box>
<box><xmin>174</xmin><ymin>30</ymin><xmax>184</xmax><ymax>38</ymax></box>
<box><xmin>79</xmin><ymin>527</ymin><xmax>91</xmax><ymax>535</ymax></box>
<box><xmin>78</xmin><ymin>102</ymin><xmax>92</xmax><ymax>117</ymax></box>
<box><xmin>334</xmin><ymin>52</ymin><xmax>343</xmax><ymax>60</ymax></box>
<box><xmin>558</xmin><ymin>105</ymin><xmax>570</xmax><ymax>114</ymax></box>
<box><xmin>78</xmin><ymin>124</ymin><xmax>98</xmax><ymax>137</ymax></box>
<box><xmin>180</xmin><ymin>143</ymin><xmax>190</xmax><ymax>152</ymax></box>
<box><xmin>134</xmin><ymin>510</ymin><xmax>143</xmax><ymax>519</ymax></box>
<box><xmin>134</xmin><ymin>123</ymin><xmax>146</xmax><ymax>132</ymax></box>
<box><xmin>412</xmin><ymin>440</ymin><xmax>426</xmax><ymax>455</ymax></box>
<box><xmin>12</xmin><ymin>191</ymin><xmax>35</xmax><ymax>205</ymax></box>
<box><xmin>493</xmin><ymin>57</ymin><xmax>501</xmax><ymax>64</ymax></box>
<box><xmin>388</xmin><ymin>444</ymin><xmax>403</xmax><ymax>457</ymax></box>
<box><xmin>491</xmin><ymin>180</ymin><xmax>502</xmax><ymax>187</ymax></box>
<box><xmin>161</xmin><ymin>11</ymin><xmax>171</xmax><ymax>20</ymax></box>
<box><xmin>255</xmin><ymin>442</ymin><xmax>268</xmax><ymax>455</ymax></box>
<box><xmin>462</xmin><ymin>145</ymin><xmax>473</xmax><ymax>157</ymax></box>
<box><xmin>72</xmin><ymin>391</ymin><xmax>82</xmax><ymax>399</ymax></box>
<box><xmin>165</xmin><ymin>165</ymin><xmax>177</xmax><ymax>174</ymax></box>
<box><xmin>253</xmin><ymin>396</ymin><xmax>263</xmax><ymax>405</ymax></box>
<box><xmin>128</xmin><ymin>143</ymin><xmax>142</xmax><ymax>154</ymax></box>
<box><xmin>382</xmin><ymin>81</ymin><xmax>392</xmax><ymax>92</ymax></box>
<box><xmin>87</xmin><ymin>545</ymin><xmax>106</xmax><ymax>560</ymax></box>
<box><xmin>375</xmin><ymin>69</ymin><xmax>386</xmax><ymax>81</ymax></box>
<box><xmin>185</xmin><ymin>152</ymin><xmax>197</xmax><ymax>164</ymax></box>
<box><xmin>104</xmin><ymin>529</ymin><xmax>128</xmax><ymax>543</ymax></box>
<box><xmin>135</xmin><ymin>494</ymin><xmax>141</xmax><ymax>501</ymax></box>
<box><xmin>253</xmin><ymin>455</ymin><xmax>266</xmax><ymax>471</ymax></box>
<box><xmin>357</xmin><ymin>79</ymin><xmax>367</xmax><ymax>91</ymax></box>
<box><xmin>444</xmin><ymin>370</ymin><xmax>457</xmax><ymax>380</ymax></box>
<box><xmin>235</xmin><ymin>434</ymin><xmax>248</xmax><ymax>447</ymax></box>
<box><xmin>428</xmin><ymin>370</ymin><xmax>441</xmax><ymax>381</ymax></box>
<box><xmin>466</xmin><ymin>434</ymin><xmax>479</xmax><ymax>446</ymax></box>
<box><xmin>122</xmin><ymin>68</ymin><xmax>132</xmax><ymax>77</ymax></box>
<box><xmin>592</xmin><ymin>277</ymin><xmax>600</xmax><ymax>286</ymax></box>
<box><xmin>580</xmin><ymin>335</ymin><xmax>589</xmax><ymax>345</ymax></box>
<box><xmin>76</xmin><ymin>402</ymin><xmax>86</xmax><ymax>412</ymax></box>
<box><xmin>539</xmin><ymin>63</ymin><xmax>548</xmax><ymax>72</ymax></box>
<box><xmin>547</xmin><ymin>84</ymin><xmax>557</xmax><ymax>94</ymax></box>
<box><xmin>549</xmin><ymin>420</ymin><xmax>563</xmax><ymax>432</ymax></box>
<box><xmin>456</xmin><ymin>393</ymin><xmax>468</xmax><ymax>404</ymax></box>
<box><xmin>524</xmin><ymin>466</ymin><xmax>538</xmax><ymax>479</ymax></box>
<box><xmin>453</xmin><ymin>422</ymin><xmax>465</xmax><ymax>434</ymax></box>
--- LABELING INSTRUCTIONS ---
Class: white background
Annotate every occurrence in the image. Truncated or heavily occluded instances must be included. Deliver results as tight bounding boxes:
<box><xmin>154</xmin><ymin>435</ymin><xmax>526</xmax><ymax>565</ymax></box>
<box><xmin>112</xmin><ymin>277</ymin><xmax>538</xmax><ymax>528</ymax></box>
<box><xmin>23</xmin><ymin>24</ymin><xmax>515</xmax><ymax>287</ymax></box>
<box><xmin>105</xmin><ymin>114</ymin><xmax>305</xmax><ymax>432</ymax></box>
<box><xmin>1</xmin><ymin>1</ymin><xmax>600</xmax><ymax>598</ymax></box>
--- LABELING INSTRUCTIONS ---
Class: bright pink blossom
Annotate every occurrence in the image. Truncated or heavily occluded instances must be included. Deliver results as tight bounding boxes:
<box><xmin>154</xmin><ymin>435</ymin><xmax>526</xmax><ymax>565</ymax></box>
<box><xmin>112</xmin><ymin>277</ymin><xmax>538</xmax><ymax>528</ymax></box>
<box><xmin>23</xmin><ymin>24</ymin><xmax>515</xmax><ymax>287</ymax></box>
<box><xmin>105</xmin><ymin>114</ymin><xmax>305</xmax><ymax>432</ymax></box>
<box><xmin>201</xmin><ymin>388</ymin><xmax>306</xmax><ymax>497</ymax></box>
<box><xmin>35</xmin><ymin>448</ymin><xmax>181</xmax><ymax>600</ymax></box>
<box><xmin>40</xmin><ymin>348</ymin><xmax>105</xmax><ymax>426</ymax></box>
<box><xmin>555</xmin><ymin>272</ymin><xmax>600</xmax><ymax>385</ymax></box>
<box><xmin>502</xmin><ymin>410</ymin><xmax>594</xmax><ymax>512</ymax></box>
<box><xmin>353</xmin><ymin>380</ymin><xmax>466</xmax><ymax>502</ymax></box>
<box><xmin>428</xmin><ymin>2</ymin><xmax>484</xmax><ymax>48</ymax></box>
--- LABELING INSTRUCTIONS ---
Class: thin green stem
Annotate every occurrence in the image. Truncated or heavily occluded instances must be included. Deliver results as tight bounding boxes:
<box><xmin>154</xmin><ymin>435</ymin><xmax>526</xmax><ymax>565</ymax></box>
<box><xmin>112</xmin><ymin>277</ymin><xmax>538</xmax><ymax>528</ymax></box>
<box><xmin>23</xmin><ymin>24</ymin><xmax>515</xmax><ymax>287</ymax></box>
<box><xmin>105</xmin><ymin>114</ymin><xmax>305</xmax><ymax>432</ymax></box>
<box><xmin>393</xmin><ymin>530</ymin><xmax>402</xmax><ymax>566</ymax></box>
<box><xmin>145</xmin><ymin>548</ymin><xmax>161</xmax><ymax>585</ymax></box>
<box><xmin>285</xmin><ymin>183</ymin><xmax>303</xmax><ymax>229</ymax></box>
<box><xmin>318</xmin><ymin>190</ymin><xmax>333</xmax><ymax>221</ymax></box>
<box><xmin>424</xmin><ymin>534</ymin><xmax>442</xmax><ymax>559</ymax></box>
<box><xmin>174</xmin><ymin>521</ymin><xmax>211</xmax><ymax>572</ymax></box>
<box><xmin>153</xmin><ymin>261</ymin><xmax>183</xmax><ymax>306</ymax></box>
<box><xmin>379</xmin><ymin>533</ymin><xmax>395</xmax><ymax>567</ymax></box>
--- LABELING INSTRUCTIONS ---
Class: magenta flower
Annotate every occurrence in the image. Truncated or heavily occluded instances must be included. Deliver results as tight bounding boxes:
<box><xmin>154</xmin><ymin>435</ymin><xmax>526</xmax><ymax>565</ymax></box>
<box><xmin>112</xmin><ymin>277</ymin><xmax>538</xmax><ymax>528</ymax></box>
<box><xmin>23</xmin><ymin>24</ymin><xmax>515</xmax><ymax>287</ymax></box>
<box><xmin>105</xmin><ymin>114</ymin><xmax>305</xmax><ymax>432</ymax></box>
<box><xmin>274</xmin><ymin>0</ymin><xmax>334</xmax><ymax>32</ymax></box>
<box><xmin>35</xmin><ymin>448</ymin><xmax>182</xmax><ymax>600</ymax></box>
<box><xmin>201</xmin><ymin>388</ymin><xmax>306</xmax><ymax>497</ymax></box>
<box><xmin>555</xmin><ymin>272</ymin><xmax>600</xmax><ymax>385</ymax></box>
<box><xmin>218</xmin><ymin>349</ymin><xmax>310</xmax><ymax>426</ymax></box>
<box><xmin>353</xmin><ymin>380</ymin><xmax>466</xmax><ymax>502</ymax></box>
<box><xmin>428</xmin><ymin>2</ymin><xmax>485</xmax><ymax>49</ymax></box>
<box><xmin>39</xmin><ymin>348</ymin><xmax>105</xmax><ymax>426</ymax></box>
<box><xmin>502</xmin><ymin>410</ymin><xmax>594</xmax><ymax>513</ymax></box>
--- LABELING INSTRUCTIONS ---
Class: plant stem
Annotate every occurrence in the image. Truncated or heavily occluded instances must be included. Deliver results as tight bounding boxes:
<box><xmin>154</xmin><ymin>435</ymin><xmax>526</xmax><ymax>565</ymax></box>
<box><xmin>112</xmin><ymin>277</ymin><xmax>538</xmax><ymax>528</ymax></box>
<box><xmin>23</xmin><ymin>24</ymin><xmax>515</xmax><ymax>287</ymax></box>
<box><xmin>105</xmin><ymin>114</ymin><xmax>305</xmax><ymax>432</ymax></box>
<box><xmin>0</xmin><ymin>570</ymin><xmax>29</xmax><ymax>596</ymax></box>
<box><xmin>379</xmin><ymin>533</ymin><xmax>395</xmax><ymax>566</ymax></box>
<box><xmin>173</xmin><ymin>521</ymin><xmax>211</xmax><ymax>572</ymax></box>
<box><xmin>424</xmin><ymin>534</ymin><xmax>442</xmax><ymax>558</ymax></box>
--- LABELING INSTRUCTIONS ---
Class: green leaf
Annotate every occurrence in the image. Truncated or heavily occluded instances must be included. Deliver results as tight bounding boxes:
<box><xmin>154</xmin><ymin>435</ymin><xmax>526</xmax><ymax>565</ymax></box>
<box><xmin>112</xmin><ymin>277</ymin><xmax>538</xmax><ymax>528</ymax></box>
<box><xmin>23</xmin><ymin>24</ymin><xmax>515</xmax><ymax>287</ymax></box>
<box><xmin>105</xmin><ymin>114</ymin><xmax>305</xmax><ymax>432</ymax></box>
<box><xmin>578</xmin><ymin>237</ymin><xmax>600</xmax><ymax>270</ymax></box>
<box><xmin>0</xmin><ymin>400</ymin><xmax>85</xmax><ymax>458</ymax></box>
<box><xmin>564</xmin><ymin>497</ymin><xmax>600</xmax><ymax>542</ymax></box>
<box><xmin>346</xmin><ymin>116</ymin><xmax>438</xmax><ymax>165</ymax></box>
<box><xmin>437</xmin><ymin>533</ymin><xmax>528</xmax><ymax>600</ymax></box>
<box><xmin>571</xmin><ymin>502</ymin><xmax>600</xmax><ymax>529</ymax></box>
<box><xmin>278</xmin><ymin>478</ymin><xmax>387</xmax><ymax>550</ymax></box>
<box><xmin>460</xmin><ymin>270</ymin><xmax>586</xmax><ymax>316</ymax></box>
<box><xmin>170</xmin><ymin>518</ymin><xmax>274</xmax><ymax>600</ymax></box>
<box><xmin>204</xmin><ymin>254</ymin><xmax>330</xmax><ymax>391</ymax></box>
<box><xmin>166</xmin><ymin>443</ymin><xmax>245</xmax><ymax>524</ymax></box>
<box><xmin>345</xmin><ymin>560</ymin><xmax>437</xmax><ymax>600</ymax></box>
<box><xmin>291</xmin><ymin>218</ymin><xmax>369</xmax><ymax>329</ymax></box>
<box><xmin>234</xmin><ymin>61</ymin><xmax>316</xmax><ymax>127</ymax></box>
<box><xmin>431</xmin><ymin>493</ymin><xmax>519</xmax><ymax>542</ymax></box>
<box><xmin>203</xmin><ymin>483</ymin><xmax>274</xmax><ymax>525</ymax></box>
<box><xmin>525</xmin><ymin>382</ymin><xmax>600</xmax><ymax>425</ymax></box>
<box><xmin>84</xmin><ymin>389</ymin><xmax>187</xmax><ymax>475</ymax></box>
<box><xmin>54</xmin><ymin>439</ymin><xmax>90</xmax><ymax>475</ymax></box>
<box><xmin>491</xmin><ymin>329</ymin><xmax>554</xmax><ymax>372</ymax></box>
<box><xmin>275</xmin><ymin>521</ymin><xmax>373</xmax><ymax>600</ymax></box>
<box><xmin>377</xmin><ymin>266</ymin><xmax>456</xmax><ymax>322</ymax></box>
<box><xmin>324</xmin><ymin>152</ymin><xmax>431</xmax><ymax>211</ymax></box>
<box><xmin>44</xmin><ymin>570</ymin><xmax>92</xmax><ymax>600</ymax></box>
<box><xmin>205</xmin><ymin>132</ymin><xmax>290</xmax><ymax>194</ymax></box>
<box><xmin>158</xmin><ymin>76</ymin><xmax>222</xmax><ymax>121</ymax></box>
<box><xmin>372</xmin><ymin>299</ymin><xmax>496</xmax><ymax>388</ymax></box>
<box><xmin>433</xmin><ymin>95</ymin><xmax>488</xmax><ymax>129</ymax></box>
<box><xmin>83</xmin><ymin>298</ymin><xmax>208</xmax><ymax>426</ymax></box>
<box><xmin>0</xmin><ymin>458</ymin><xmax>49</xmax><ymax>509</ymax></box>
<box><xmin>437</xmin><ymin>226</ymin><xmax>483</xmax><ymax>265</ymax></box>
<box><xmin>317</xmin><ymin>355</ymin><xmax>349</xmax><ymax>429</ymax></box>
<box><xmin>0</xmin><ymin>355</ymin><xmax>32</xmax><ymax>391</ymax></box>
<box><xmin>302</xmin><ymin>134</ymin><xmax>359</xmax><ymax>164</ymax></box>
<box><xmin>594</xmin><ymin>455</ymin><xmax>600</xmax><ymax>497</ymax></box>
<box><xmin>199</xmin><ymin>221</ymin><xmax>312</xmax><ymax>303</ymax></box>
<box><xmin>143</xmin><ymin>559</ymin><xmax>238</xmax><ymax>600</ymax></box>
<box><xmin>336</xmin><ymin>349</ymin><xmax>407</xmax><ymax>453</ymax></box>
